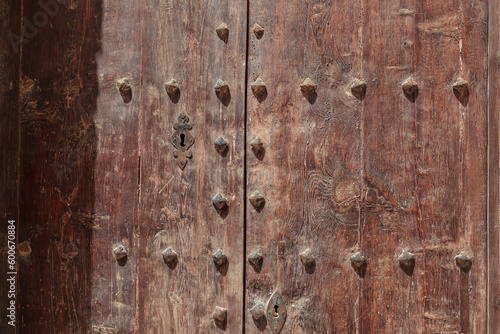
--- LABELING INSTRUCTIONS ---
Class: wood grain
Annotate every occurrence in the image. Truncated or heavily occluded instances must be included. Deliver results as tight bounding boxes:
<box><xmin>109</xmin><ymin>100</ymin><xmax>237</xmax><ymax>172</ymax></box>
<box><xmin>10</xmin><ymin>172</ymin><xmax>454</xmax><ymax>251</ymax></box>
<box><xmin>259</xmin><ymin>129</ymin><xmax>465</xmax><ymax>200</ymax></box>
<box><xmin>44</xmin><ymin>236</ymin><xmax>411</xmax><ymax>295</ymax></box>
<box><xmin>360</xmin><ymin>0</ymin><xmax>487</xmax><ymax>332</ymax></box>
<box><xmin>90</xmin><ymin>0</ymin><xmax>142</xmax><ymax>332</ymax></box>
<box><xmin>458</xmin><ymin>2</ymin><xmax>488</xmax><ymax>332</ymax></box>
<box><xmin>358</xmin><ymin>0</ymin><xmax>420</xmax><ymax>331</ymax></box>
<box><xmin>248</xmin><ymin>0</ymin><xmax>488</xmax><ymax>333</ymax></box>
<box><xmin>2</xmin><ymin>0</ymin><xmax>495</xmax><ymax>332</ymax></box>
<box><xmin>0</xmin><ymin>0</ymin><xmax>20</xmax><ymax>332</ymax></box>
<box><xmin>488</xmin><ymin>0</ymin><xmax>500</xmax><ymax>332</ymax></box>
<box><xmin>246</xmin><ymin>0</ymin><xmax>362</xmax><ymax>332</ymax></box>
<box><xmin>137</xmin><ymin>0</ymin><xmax>247</xmax><ymax>332</ymax></box>
<box><xmin>17</xmin><ymin>0</ymin><xmax>101</xmax><ymax>332</ymax></box>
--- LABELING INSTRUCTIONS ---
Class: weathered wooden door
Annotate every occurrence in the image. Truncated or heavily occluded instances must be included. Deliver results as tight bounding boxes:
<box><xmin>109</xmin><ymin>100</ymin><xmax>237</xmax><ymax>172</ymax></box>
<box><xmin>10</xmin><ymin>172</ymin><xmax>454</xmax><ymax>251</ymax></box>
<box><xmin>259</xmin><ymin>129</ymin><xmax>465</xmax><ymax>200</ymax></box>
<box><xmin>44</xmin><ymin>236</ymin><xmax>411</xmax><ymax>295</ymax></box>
<box><xmin>245</xmin><ymin>0</ymin><xmax>490</xmax><ymax>333</ymax></box>
<box><xmin>2</xmin><ymin>0</ymin><xmax>499</xmax><ymax>333</ymax></box>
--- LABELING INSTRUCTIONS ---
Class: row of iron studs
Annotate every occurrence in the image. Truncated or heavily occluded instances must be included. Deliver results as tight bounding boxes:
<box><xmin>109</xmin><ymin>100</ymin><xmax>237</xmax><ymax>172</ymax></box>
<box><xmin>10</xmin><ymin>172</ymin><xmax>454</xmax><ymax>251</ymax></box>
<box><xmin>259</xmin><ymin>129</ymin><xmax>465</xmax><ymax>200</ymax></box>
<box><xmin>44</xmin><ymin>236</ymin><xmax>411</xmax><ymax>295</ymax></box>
<box><xmin>111</xmin><ymin>242</ymin><xmax>473</xmax><ymax>329</ymax></box>
<box><xmin>116</xmin><ymin>74</ymin><xmax>471</xmax><ymax>107</ymax></box>
<box><xmin>112</xmin><ymin>244</ymin><xmax>473</xmax><ymax>275</ymax></box>
<box><xmin>112</xmin><ymin>22</ymin><xmax>472</xmax><ymax>331</ymax></box>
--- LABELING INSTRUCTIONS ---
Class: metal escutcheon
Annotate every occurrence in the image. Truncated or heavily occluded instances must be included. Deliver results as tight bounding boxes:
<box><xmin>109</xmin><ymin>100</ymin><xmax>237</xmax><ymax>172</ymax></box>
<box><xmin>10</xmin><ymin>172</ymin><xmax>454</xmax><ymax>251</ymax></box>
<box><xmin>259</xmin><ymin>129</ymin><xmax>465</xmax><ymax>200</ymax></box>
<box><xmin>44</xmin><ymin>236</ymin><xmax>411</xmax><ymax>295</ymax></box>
<box><xmin>266</xmin><ymin>291</ymin><xmax>287</xmax><ymax>333</ymax></box>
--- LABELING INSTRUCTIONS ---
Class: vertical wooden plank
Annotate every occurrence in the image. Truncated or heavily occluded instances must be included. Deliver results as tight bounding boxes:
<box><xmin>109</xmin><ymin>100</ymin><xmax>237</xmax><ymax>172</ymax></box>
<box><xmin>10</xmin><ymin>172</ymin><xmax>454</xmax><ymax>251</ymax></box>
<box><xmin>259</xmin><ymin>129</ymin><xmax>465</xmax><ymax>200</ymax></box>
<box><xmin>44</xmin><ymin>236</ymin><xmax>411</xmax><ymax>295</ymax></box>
<box><xmin>91</xmin><ymin>0</ymin><xmax>141</xmax><ymax>332</ymax></box>
<box><xmin>246</xmin><ymin>0</ymin><xmax>362</xmax><ymax>332</ymax></box>
<box><xmin>138</xmin><ymin>0</ymin><xmax>246</xmax><ymax>332</ymax></box>
<box><xmin>458</xmin><ymin>2</ymin><xmax>488</xmax><ymax>332</ymax></box>
<box><xmin>488</xmin><ymin>0</ymin><xmax>500</xmax><ymax>331</ymax></box>
<box><xmin>0</xmin><ymin>0</ymin><xmax>20</xmax><ymax>332</ymax></box>
<box><xmin>17</xmin><ymin>0</ymin><xmax>102</xmax><ymax>332</ymax></box>
<box><xmin>358</xmin><ymin>0</ymin><xmax>420</xmax><ymax>332</ymax></box>
<box><xmin>414</xmin><ymin>1</ymin><xmax>487</xmax><ymax>332</ymax></box>
<box><xmin>358</xmin><ymin>0</ymin><xmax>425</xmax><ymax>332</ymax></box>
<box><xmin>360</xmin><ymin>0</ymin><xmax>487</xmax><ymax>332</ymax></box>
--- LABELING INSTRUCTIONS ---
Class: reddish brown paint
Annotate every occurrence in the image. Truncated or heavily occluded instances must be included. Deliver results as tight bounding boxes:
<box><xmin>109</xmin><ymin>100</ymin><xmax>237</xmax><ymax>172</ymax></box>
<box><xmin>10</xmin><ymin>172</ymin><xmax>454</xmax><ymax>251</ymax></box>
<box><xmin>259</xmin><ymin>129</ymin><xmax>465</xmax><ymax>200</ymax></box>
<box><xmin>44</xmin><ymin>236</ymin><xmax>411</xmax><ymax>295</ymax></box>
<box><xmin>16</xmin><ymin>1</ymin><xmax>101</xmax><ymax>332</ymax></box>
<box><xmin>246</xmin><ymin>0</ymin><xmax>363</xmax><ymax>332</ymax></box>
<box><xmin>0</xmin><ymin>0</ymin><xmax>21</xmax><ymax>332</ymax></box>
<box><xmin>0</xmin><ymin>0</ymin><xmax>496</xmax><ymax>333</ymax></box>
<box><xmin>137</xmin><ymin>0</ymin><xmax>247</xmax><ymax>332</ymax></box>
<box><xmin>488</xmin><ymin>1</ymin><xmax>500</xmax><ymax>332</ymax></box>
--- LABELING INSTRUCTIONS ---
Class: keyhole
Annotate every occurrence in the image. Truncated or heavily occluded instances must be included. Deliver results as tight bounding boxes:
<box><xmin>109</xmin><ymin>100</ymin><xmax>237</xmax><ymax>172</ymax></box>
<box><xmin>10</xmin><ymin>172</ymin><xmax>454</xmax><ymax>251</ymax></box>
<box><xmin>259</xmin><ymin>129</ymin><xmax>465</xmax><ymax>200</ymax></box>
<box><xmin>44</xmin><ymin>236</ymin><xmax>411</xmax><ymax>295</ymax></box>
<box><xmin>273</xmin><ymin>305</ymin><xmax>279</xmax><ymax>318</ymax></box>
<box><xmin>180</xmin><ymin>133</ymin><xmax>185</xmax><ymax>147</ymax></box>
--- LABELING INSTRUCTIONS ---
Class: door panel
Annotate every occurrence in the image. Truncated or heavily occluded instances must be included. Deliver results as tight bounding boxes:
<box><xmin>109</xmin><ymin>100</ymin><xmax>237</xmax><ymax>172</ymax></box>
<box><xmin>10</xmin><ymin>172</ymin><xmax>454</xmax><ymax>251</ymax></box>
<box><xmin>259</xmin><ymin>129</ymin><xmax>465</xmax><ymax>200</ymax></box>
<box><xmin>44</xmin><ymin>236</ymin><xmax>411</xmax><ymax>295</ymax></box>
<box><xmin>246</xmin><ymin>0</ymin><xmax>363</xmax><ymax>332</ymax></box>
<box><xmin>0</xmin><ymin>0</ymin><xmax>20</xmax><ymax>333</ymax></box>
<box><xmin>360</xmin><ymin>0</ymin><xmax>487</xmax><ymax>333</ymax></box>
<box><xmin>17</xmin><ymin>1</ymin><xmax>104</xmax><ymax>332</ymax></box>
<box><xmin>246</xmin><ymin>0</ymin><xmax>488</xmax><ymax>333</ymax></box>
<box><xmin>138</xmin><ymin>0</ymin><xmax>247</xmax><ymax>333</ymax></box>
<box><xmin>5</xmin><ymin>0</ymin><xmax>495</xmax><ymax>333</ymax></box>
<box><xmin>359</xmin><ymin>1</ymin><xmax>421</xmax><ymax>331</ymax></box>
<box><xmin>91</xmin><ymin>0</ymin><xmax>142</xmax><ymax>332</ymax></box>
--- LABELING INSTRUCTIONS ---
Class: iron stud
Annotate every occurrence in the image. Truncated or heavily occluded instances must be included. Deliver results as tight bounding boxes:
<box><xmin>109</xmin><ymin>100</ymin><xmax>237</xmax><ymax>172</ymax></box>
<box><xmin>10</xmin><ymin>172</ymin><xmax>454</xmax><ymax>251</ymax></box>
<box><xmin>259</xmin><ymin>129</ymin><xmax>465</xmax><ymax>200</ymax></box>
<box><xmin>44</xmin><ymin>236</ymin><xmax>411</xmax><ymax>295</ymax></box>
<box><xmin>165</xmin><ymin>79</ymin><xmax>180</xmax><ymax>103</ymax></box>
<box><xmin>350</xmin><ymin>252</ymin><xmax>367</xmax><ymax>277</ymax></box>
<box><xmin>351</xmin><ymin>79</ymin><xmax>367</xmax><ymax>101</ymax></box>
<box><xmin>212</xmin><ymin>248</ymin><xmax>228</xmax><ymax>275</ymax></box>
<box><xmin>249</xmin><ymin>191</ymin><xmax>266</xmax><ymax>212</ymax></box>
<box><xmin>214</xmin><ymin>136</ymin><xmax>229</xmax><ymax>156</ymax></box>
<box><xmin>250</xmin><ymin>304</ymin><xmax>267</xmax><ymax>331</ymax></box>
<box><xmin>214</xmin><ymin>79</ymin><xmax>231</xmax><ymax>106</ymax></box>
<box><xmin>251</xmin><ymin>78</ymin><xmax>268</xmax><ymax>103</ymax></box>
<box><xmin>216</xmin><ymin>23</ymin><xmax>229</xmax><ymax>43</ymax></box>
<box><xmin>213</xmin><ymin>306</ymin><xmax>227</xmax><ymax>330</ymax></box>
<box><xmin>116</xmin><ymin>78</ymin><xmax>132</xmax><ymax>103</ymax></box>
<box><xmin>402</xmin><ymin>78</ymin><xmax>418</xmax><ymax>102</ymax></box>
<box><xmin>212</xmin><ymin>193</ymin><xmax>229</xmax><ymax>218</ymax></box>
<box><xmin>300</xmin><ymin>78</ymin><xmax>317</xmax><ymax>104</ymax></box>
<box><xmin>162</xmin><ymin>247</ymin><xmax>178</xmax><ymax>270</ymax></box>
<box><xmin>398</xmin><ymin>250</ymin><xmax>415</xmax><ymax>276</ymax></box>
<box><xmin>113</xmin><ymin>245</ymin><xmax>127</xmax><ymax>266</ymax></box>
<box><xmin>452</xmin><ymin>77</ymin><xmax>469</xmax><ymax>106</ymax></box>
<box><xmin>299</xmin><ymin>248</ymin><xmax>315</xmax><ymax>274</ymax></box>
<box><xmin>247</xmin><ymin>251</ymin><xmax>263</xmax><ymax>272</ymax></box>
<box><xmin>455</xmin><ymin>251</ymin><xmax>473</xmax><ymax>273</ymax></box>
<box><xmin>250</xmin><ymin>138</ymin><xmax>265</xmax><ymax>160</ymax></box>
<box><xmin>252</xmin><ymin>23</ymin><xmax>265</xmax><ymax>39</ymax></box>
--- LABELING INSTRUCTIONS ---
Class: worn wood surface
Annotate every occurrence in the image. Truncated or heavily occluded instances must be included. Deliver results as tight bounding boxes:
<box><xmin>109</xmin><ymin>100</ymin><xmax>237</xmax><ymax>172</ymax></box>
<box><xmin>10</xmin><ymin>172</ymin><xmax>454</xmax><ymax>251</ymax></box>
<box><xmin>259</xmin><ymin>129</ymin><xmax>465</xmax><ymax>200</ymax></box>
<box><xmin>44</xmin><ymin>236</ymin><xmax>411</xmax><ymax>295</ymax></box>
<box><xmin>359</xmin><ymin>2</ymin><xmax>420</xmax><ymax>332</ymax></box>
<box><xmin>488</xmin><ymin>0</ymin><xmax>500</xmax><ymax>332</ymax></box>
<box><xmin>17</xmin><ymin>0</ymin><xmax>101</xmax><ymax>332</ymax></box>
<box><xmin>2</xmin><ymin>0</ymin><xmax>497</xmax><ymax>332</ymax></box>
<box><xmin>247</xmin><ymin>0</ymin><xmax>488</xmax><ymax>333</ymax></box>
<box><xmin>246</xmin><ymin>0</ymin><xmax>362</xmax><ymax>332</ymax></box>
<box><xmin>90</xmin><ymin>0</ymin><xmax>141</xmax><ymax>332</ymax></box>
<box><xmin>360</xmin><ymin>0</ymin><xmax>487</xmax><ymax>333</ymax></box>
<box><xmin>0</xmin><ymin>0</ymin><xmax>20</xmax><ymax>332</ymax></box>
<box><xmin>137</xmin><ymin>0</ymin><xmax>247</xmax><ymax>332</ymax></box>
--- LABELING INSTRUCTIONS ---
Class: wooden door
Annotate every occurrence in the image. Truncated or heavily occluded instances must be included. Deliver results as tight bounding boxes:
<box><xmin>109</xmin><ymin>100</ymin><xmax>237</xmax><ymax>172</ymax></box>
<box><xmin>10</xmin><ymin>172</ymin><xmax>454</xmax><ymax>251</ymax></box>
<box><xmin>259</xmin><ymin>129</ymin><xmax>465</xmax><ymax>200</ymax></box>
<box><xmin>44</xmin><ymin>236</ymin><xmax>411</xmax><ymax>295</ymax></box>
<box><xmin>137</xmin><ymin>0</ymin><xmax>247</xmax><ymax>333</ymax></box>
<box><xmin>245</xmin><ymin>0</ymin><xmax>490</xmax><ymax>333</ymax></box>
<box><xmin>1</xmin><ymin>0</ymin><xmax>499</xmax><ymax>333</ymax></box>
